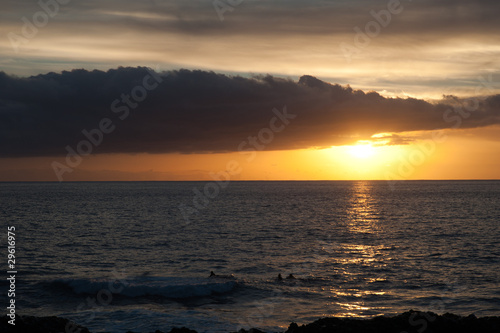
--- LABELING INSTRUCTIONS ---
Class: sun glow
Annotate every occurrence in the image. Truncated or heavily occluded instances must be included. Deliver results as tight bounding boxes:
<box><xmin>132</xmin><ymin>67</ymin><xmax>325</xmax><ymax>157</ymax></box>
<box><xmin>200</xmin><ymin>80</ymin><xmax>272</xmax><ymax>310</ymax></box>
<box><xmin>311</xmin><ymin>141</ymin><xmax>413</xmax><ymax>179</ymax></box>
<box><xmin>348</xmin><ymin>144</ymin><xmax>376</xmax><ymax>159</ymax></box>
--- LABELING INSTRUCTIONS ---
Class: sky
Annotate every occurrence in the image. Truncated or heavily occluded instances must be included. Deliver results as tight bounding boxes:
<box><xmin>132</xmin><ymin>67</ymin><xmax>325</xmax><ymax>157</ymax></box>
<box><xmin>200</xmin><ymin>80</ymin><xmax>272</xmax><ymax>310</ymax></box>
<box><xmin>1</xmin><ymin>0</ymin><xmax>500</xmax><ymax>181</ymax></box>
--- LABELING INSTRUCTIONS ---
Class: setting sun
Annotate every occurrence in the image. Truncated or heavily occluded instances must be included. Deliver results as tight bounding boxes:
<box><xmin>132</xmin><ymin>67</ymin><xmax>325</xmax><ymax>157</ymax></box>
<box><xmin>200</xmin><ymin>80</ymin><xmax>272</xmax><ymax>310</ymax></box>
<box><xmin>348</xmin><ymin>144</ymin><xmax>376</xmax><ymax>159</ymax></box>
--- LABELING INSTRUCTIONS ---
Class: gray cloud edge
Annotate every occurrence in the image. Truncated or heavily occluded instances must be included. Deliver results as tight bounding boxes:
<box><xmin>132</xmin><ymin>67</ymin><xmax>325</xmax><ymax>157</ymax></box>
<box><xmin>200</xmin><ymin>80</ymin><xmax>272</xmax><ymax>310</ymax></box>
<box><xmin>0</xmin><ymin>67</ymin><xmax>499</xmax><ymax>158</ymax></box>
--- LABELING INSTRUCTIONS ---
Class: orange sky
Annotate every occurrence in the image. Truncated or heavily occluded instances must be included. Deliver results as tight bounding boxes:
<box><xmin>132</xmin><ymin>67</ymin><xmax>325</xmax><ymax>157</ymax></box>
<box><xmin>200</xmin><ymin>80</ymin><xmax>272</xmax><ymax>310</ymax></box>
<box><xmin>2</xmin><ymin>127</ymin><xmax>499</xmax><ymax>181</ymax></box>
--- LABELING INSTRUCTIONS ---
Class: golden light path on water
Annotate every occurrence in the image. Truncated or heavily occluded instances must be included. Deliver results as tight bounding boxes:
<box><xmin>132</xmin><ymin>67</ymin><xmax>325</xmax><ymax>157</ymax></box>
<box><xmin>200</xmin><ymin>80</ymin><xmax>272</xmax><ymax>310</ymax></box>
<box><xmin>327</xmin><ymin>182</ymin><xmax>390</xmax><ymax>317</ymax></box>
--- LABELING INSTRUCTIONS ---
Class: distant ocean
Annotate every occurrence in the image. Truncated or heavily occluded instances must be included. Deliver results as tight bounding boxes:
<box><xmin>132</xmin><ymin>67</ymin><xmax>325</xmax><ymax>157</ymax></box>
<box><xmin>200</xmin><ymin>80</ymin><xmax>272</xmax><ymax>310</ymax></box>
<box><xmin>1</xmin><ymin>181</ymin><xmax>499</xmax><ymax>333</ymax></box>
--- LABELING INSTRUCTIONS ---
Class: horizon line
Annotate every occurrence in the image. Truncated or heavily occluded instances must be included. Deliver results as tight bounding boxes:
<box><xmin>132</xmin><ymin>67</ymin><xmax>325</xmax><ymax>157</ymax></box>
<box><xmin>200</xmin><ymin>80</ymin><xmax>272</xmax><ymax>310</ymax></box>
<box><xmin>1</xmin><ymin>179</ymin><xmax>500</xmax><ymax>183</ymax></box>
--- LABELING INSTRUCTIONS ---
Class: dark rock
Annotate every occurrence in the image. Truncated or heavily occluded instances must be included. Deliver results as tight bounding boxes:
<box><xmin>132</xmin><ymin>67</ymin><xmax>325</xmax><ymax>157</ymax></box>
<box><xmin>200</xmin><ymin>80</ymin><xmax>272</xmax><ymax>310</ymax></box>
<box><xmin>1</xmin><ymin>315</ymin><xmax>90</xmax><ymax>333</ymax></box>
<box><xmin>235</xmin><ymin>328</ymin><xmax>267</xmax><ymax>333</ymax></box>
<box><xmin>2</xmin><ymin>311</ymin><xmax>500</xmax><ymax>333</ymax></box>
<box><xmin>287</xmin><ymin>322</ymin><xmax>299</xmax><ymax>332</ymax></box>
<box><xmin>248</xmin><ymin>329</ymin><xmax>266</xmax><ymax>333</ymax></box>
<box><xmin>284</xmin><ymin>310</ymin><xmax>500</xmax><ymax>333</ymax></box>
<box><xmin>169</xmin><ymin>327</ymin><xmax>198</xmax><ymax>333</ymax></box>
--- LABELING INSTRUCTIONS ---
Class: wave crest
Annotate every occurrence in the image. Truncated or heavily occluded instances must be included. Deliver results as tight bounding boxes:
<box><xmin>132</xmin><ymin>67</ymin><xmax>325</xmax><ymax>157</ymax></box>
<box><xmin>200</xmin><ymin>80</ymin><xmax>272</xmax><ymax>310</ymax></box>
<box><xmin>50</xmin><ymin>276</ymin><xmax>237</xmax><ymax>299</ymax></box>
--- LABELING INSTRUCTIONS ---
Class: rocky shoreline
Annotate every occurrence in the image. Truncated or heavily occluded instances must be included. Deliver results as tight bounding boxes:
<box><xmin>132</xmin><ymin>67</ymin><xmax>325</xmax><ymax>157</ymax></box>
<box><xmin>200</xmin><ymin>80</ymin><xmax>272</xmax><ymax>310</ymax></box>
<box><xmin>2</xmin><ymin>310</ymin><xmax>500</xmax><ymax>333</ymax></box>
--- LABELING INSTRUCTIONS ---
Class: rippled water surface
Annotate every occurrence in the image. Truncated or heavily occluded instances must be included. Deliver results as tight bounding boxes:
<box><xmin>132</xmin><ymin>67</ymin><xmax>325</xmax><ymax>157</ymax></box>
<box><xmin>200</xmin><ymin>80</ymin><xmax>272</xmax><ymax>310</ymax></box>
<box><xmin>1</xmin><ymin>181</ymin><xmax>499</xmax><ymax>332</ymax></box>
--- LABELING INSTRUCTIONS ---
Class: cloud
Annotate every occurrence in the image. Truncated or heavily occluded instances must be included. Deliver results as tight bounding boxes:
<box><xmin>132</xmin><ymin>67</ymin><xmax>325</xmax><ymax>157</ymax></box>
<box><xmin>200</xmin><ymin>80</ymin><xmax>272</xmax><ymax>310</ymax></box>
<box><xmin>2</xmin><ymin>0</ymin><xmax>499</xmax><ymax>98</ymax></box>
<box><xmin>5</xmin><ymin>0</ymin><xmax>500</xmax><ymax>38</ymax></box>
<box><xmin>20</xmin><ymin>0</ymin><xmax>500</xmax><ymax>35</ymax></box>
<box><xmin>370</xmin><ymin>133</ymin><xmax>416</xmax><ymax>146</ymax></box>
<box><xmin>0</xmin><ymin>67</ymin><xmax>499</xmax><ymax>157</ymax></box>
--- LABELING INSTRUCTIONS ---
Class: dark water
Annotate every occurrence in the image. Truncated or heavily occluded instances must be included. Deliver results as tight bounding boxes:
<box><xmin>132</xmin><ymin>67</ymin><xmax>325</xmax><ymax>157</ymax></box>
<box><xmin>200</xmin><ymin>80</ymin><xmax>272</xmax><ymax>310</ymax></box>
<box><xmin>1</xmin><ymin>181</ymin><xmax>499</xmax><ymax>332</ymax></box>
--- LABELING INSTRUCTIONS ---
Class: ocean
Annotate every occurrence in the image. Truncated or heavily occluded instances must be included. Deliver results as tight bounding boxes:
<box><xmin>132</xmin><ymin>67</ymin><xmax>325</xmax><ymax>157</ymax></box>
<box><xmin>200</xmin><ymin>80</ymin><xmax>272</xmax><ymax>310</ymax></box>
<box><xmin>1</xmin><ymin>181</ymin><xmax>499</xmax><ymax>333</ymax></box>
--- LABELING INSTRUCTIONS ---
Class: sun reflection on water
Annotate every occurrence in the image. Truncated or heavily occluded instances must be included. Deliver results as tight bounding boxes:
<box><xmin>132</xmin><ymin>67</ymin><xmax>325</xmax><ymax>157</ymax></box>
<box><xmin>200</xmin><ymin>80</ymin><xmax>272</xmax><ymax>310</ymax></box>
<box><xmin>346</xmin><ymin>181</ymin><xmax>382</xmax><ymax>234</ymax></box>
<box><xmin>326</xmin><ymin>182</ymin><xmax>391</xmax><ymax>317</ymax></box>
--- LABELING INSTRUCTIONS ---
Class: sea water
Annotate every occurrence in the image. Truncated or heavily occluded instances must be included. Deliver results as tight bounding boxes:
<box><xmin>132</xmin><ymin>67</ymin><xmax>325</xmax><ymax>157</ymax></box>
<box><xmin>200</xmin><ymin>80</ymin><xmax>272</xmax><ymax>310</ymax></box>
<box><xmin>1</xmin><ymin>181</ymin><xmax>499</xmax><ymax>332</ymax></box>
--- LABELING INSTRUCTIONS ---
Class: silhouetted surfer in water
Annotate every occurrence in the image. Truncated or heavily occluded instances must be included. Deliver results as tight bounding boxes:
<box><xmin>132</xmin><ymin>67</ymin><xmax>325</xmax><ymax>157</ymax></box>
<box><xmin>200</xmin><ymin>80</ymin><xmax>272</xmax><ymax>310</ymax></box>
<box><xmin>277</xmin><ymin>273</ymin><xmax>295</xmax><ymax>281</ymax></box>
<box><xmin>209</xmin><ymin>271</ymin><xmax>235</xmax><ymax>279</ymax></box>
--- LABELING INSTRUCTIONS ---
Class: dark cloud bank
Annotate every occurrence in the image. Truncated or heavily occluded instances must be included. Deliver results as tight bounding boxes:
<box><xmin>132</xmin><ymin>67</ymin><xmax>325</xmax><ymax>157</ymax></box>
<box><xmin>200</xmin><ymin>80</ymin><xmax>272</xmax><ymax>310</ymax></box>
<box><xmin>0</xmin><ymin>67</ymin><xmax>499</xmax><ymax>158</ymax></box>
